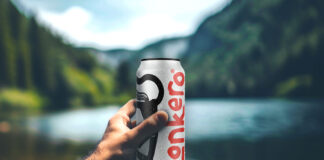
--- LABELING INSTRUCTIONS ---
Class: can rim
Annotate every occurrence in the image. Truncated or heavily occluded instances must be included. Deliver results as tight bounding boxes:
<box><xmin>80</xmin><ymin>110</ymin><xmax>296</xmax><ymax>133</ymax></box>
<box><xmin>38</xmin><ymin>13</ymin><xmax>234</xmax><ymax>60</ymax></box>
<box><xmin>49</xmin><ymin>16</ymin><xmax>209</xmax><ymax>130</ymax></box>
<box><xmin>141</xmin><ymin>58</ymin><xmax>180</xmax><ymax>61</ymax></box>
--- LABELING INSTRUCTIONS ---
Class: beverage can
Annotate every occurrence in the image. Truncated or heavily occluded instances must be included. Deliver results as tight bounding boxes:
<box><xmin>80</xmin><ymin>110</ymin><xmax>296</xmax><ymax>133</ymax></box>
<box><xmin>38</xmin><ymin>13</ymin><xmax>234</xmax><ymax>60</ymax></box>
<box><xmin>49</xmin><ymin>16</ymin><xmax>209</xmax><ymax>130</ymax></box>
<box><xmin>135</xmin><ymin>58</ymin><xmax>185</xmax><ymax>160</ymax></box>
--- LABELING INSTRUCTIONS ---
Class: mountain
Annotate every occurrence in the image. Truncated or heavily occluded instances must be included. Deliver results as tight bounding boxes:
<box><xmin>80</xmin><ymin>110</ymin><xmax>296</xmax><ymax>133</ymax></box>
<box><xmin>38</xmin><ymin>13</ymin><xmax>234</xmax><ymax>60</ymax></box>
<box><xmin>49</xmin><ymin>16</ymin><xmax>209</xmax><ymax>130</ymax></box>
<box><xmin>85</xmin><ymin>37</ymin><xmax>189</xmax><ymax>97</ymax></box>
<box><xmin>182</xmin><ymin>0</ymin><xmax>324</xmax><ymax>97</ymax></box>
<box><xmin>0</xmin><ymin>0</ymin><xmax>126</xmax><ymax>110</ymax></box>
<box><xmin>89</xmin><ymin>0</ymin><xmax>324</xmax><ymax>98</ymax></box>
<box><xmin>134</xmin><ymin>37</ymin><xmax>189</xmax><ymax>59</ymax></box>
<box><xmin>87</xmin><ymin>37</ymin><xmax>189</xmax><ymax>68</ymax></box>
<box><xmin>81</xmin><ymin>48</ymin><xmax>135</xmax><ymax>69</ymax></box>
<box><xmin>108</xmin><ymin>0</ymin><xmax>324</xmax><ymax>98</ymax></box>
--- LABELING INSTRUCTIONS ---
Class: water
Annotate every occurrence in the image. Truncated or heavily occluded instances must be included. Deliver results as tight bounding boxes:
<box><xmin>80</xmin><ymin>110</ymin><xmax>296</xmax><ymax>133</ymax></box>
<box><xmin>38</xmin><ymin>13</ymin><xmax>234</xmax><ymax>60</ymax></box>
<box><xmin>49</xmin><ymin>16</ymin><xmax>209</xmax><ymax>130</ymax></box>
<box><xmin>26</xmin><ymin>99</ymin><xmax>323</xmax><ymax>142</ymax></box>
<box><xmin>27</xmin><ymin>107</ymin><xmax>120</xmax><ymax>142</ymax></box>
<box><xmin>1</xmin><ymin>99</ymin><xmax>324</xmax><ymax>160</ymax></box>
<box><xmin>187</xmin><ymin>99</ymin><xmax>314</xmax><ymax>140</ymax></box>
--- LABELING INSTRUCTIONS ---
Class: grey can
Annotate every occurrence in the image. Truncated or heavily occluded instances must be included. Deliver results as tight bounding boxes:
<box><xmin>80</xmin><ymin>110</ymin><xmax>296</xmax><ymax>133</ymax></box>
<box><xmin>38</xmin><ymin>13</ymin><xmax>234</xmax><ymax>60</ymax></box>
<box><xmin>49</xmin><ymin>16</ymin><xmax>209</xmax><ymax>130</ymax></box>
<box><xmin>135</xmin><ymin>58</ymin><xmax>185</xmax><ymax>160</ymax></box>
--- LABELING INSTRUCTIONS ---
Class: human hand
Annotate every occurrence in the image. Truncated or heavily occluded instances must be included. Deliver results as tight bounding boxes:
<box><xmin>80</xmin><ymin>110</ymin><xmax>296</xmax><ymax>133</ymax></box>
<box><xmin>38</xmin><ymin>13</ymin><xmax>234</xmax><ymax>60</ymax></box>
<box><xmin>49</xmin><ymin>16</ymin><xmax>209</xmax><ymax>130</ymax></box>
<box><xmin>86</xmin><ymin>99</ymin><xmax>168</xmax><ymax>160</ymax></box>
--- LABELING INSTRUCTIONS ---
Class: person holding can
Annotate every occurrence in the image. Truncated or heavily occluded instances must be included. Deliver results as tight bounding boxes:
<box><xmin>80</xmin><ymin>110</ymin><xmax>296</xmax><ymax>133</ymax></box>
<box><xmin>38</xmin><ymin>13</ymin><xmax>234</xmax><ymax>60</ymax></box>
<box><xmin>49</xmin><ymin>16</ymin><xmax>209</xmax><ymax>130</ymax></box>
<box><xmin>86</xmin><ymin>58</ymin><xmax>185</xmax><ymax>160</ymax></box>
<box><xmin>86</xmin><ymin>99</ymin><xmax>169</xmax><ymax>160</ymax></box>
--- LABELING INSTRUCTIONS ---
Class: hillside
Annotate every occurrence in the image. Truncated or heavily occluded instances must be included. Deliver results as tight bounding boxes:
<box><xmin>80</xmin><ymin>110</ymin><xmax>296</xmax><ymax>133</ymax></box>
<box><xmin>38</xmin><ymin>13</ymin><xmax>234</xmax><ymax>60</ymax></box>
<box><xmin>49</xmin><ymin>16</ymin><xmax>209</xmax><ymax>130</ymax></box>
<box><xmin>80</xmin><ymin>0</ymin><xmax>324</xmax><ymax>99</ymax></box>
<box><xmin>2</xmin><ymin>0</ymin><xmax>323</xmax><ymax>108</ymax></box>
<box><xmin>183</xmin><ymin>0</ymin><xmax>324</xmax><ymax>97</ymax></box>
<box><xmin>86</xmin><ymin>37</ymin><xmax>189</xmax><ymax>68</ymax></box>
<box><xmin>0</xmin><ymin>0</ymin><xmax>127</xmax><ymax>110</ymax></box>
<box><xmin>107</xmin><ymin>0</ymin><xmax>324</xmax><ymax>98</ymax></box>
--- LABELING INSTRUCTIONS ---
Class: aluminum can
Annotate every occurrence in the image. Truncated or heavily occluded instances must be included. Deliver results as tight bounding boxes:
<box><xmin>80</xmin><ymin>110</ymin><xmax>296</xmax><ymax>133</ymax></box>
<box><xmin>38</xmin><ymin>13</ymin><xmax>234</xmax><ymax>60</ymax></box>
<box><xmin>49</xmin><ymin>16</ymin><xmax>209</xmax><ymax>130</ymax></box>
<box><xmin>135</xmin><ymin>58</ymin><xmax>185</xmax><ymax>160</ymax></box>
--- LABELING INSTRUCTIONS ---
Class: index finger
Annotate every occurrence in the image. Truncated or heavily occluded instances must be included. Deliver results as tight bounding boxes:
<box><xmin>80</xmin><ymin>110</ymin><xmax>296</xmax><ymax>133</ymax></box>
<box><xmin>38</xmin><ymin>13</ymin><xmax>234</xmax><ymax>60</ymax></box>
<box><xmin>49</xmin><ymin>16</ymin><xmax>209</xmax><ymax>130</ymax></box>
<box><xmin>118</xmin><ymin>99</ymin><xmax>136</xmax><ymax>117</ymax></box>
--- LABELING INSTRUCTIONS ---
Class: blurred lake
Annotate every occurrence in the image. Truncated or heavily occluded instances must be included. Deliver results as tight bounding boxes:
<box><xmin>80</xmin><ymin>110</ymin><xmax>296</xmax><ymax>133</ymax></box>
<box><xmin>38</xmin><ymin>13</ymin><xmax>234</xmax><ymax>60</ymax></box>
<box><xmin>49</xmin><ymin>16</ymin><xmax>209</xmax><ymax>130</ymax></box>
<box><xmin>1</xmin><ymin>99</ymin><xmax>324</xmax><ymax>160</ymax></box>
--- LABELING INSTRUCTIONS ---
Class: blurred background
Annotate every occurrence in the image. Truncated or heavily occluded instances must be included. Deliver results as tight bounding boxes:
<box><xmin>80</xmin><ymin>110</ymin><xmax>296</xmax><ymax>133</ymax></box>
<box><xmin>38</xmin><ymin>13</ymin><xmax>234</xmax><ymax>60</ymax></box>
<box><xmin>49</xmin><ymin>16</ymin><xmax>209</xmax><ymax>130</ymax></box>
<box><xmin>1</xmin><ymin>0</ymin><xmax>324</xmax><ymax>159</ymax></box>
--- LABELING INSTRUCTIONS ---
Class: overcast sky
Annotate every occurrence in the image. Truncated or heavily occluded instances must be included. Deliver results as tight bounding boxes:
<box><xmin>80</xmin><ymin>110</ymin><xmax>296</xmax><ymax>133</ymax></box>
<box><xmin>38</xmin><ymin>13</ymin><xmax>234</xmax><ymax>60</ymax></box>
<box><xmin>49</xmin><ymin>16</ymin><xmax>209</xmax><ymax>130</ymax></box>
<box><xmin>14</xmin><ymin>0</ymin><xmax>230</xmax><ymax>50</ymax></box>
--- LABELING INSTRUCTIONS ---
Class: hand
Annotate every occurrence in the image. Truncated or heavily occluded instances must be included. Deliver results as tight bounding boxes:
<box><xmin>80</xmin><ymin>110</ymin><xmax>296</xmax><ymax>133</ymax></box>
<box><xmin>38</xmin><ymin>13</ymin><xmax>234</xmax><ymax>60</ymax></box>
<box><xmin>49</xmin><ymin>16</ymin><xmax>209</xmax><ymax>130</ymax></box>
<box><xmin>86</xmin><ymin>99</ymin><xmax>168</xmax><ymax>160</ymax></box>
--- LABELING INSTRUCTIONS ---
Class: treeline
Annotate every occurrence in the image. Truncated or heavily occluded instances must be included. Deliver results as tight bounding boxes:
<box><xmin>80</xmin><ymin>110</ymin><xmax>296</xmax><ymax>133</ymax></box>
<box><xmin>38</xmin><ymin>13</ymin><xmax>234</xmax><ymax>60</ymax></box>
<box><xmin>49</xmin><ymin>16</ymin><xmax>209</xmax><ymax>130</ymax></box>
<box><xmin>0</xmin><ymin>0</ymin><xmax>130</xmax><ymax>110</ymax></box>
<box><xmin>2</xmin><ymin>0</ymin><xmax>323</xmax><ymax>110</ymax></box>
<box><xmin>182</xmin><ymin>0</ymin><xmax>324</xmax><ymax>98</ymax></box>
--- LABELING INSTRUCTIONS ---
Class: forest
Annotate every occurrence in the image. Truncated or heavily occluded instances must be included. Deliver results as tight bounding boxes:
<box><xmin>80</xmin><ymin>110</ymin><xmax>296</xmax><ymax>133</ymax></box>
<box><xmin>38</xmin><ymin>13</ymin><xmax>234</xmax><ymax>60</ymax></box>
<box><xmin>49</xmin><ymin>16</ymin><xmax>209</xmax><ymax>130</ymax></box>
<box><xmin>182</xmin><ymin>0</ymin><xmax>324</xmax><ymax>98</ymax></box>
<box><xmin>0</xmin><ymin>0</ymin><xmax>130</xmax><ymax>110</ymax></box>
<box><xmin>1</xmin><ymin>0</ymin><xmax>323</xmax><ymax>110</ymax></box>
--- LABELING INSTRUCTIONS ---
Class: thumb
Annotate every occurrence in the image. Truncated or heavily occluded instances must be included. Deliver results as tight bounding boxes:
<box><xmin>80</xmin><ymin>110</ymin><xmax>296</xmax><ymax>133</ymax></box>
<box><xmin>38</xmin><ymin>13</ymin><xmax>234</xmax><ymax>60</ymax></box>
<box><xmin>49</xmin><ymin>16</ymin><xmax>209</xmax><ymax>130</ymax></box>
<box><xmin>128</xmin><ymin>111</ymin><xmax>168</xmax><ymax>146</ymax></box>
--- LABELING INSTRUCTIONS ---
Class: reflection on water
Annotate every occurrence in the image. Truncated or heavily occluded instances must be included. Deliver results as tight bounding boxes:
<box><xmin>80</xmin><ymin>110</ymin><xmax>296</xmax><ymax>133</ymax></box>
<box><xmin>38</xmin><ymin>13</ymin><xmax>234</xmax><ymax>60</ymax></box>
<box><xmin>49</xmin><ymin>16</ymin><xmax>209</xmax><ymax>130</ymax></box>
<box><xmin>1</xmin><ymin>99</ymin><xmax>324</xmax><ymax>160</ymax></box>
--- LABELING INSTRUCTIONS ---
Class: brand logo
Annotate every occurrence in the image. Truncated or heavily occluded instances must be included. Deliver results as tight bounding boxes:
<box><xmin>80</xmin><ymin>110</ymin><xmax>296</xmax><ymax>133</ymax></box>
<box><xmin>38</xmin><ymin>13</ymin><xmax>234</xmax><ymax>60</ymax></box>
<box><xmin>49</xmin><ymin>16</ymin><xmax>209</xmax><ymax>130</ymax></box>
<box><xmin>136</xmin><ymin>74</ymin><xmax>164</xmax><ymax>160</ymax></box>
<box><xmin>167</xmin><ymin>69</ymin><xmax>185</xmax><ymax>160</ymax></box>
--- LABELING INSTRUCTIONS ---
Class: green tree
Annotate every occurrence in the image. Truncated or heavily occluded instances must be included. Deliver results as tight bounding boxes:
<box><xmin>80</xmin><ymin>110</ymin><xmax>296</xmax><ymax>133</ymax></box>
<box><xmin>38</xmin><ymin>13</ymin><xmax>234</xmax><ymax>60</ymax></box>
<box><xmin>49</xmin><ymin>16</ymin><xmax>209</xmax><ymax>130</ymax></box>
<box><xmin>0</xmin><ymin>0</ymin><xmax>17</xmax><ymax>87</ymax></box>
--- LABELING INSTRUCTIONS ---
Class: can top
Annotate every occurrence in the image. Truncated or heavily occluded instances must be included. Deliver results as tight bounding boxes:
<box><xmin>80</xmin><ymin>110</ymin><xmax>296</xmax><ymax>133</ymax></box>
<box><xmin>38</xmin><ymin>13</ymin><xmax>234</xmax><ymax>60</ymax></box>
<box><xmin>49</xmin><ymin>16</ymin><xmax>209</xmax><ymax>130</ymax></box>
<box><xmin>141</xmin><ymin>58</ymin><xmax>180</xmax><ymax>61</ymax></box>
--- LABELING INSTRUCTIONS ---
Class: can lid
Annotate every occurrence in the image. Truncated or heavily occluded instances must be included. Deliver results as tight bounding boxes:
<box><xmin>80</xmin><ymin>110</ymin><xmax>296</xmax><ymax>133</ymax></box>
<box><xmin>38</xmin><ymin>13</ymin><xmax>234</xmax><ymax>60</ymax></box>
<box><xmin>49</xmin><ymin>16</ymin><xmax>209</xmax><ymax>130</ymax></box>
<box><xmin>141</xmin><ymin>58</ymin><xmax>180</xmax><ymax>61</ymax></box>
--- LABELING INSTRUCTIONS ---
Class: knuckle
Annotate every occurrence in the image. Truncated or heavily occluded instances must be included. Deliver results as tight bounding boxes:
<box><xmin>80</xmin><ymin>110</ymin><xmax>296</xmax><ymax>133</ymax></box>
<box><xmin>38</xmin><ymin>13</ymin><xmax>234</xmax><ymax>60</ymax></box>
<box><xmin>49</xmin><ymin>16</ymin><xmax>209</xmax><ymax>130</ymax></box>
<box><xmin>109</xmin><ymin>115</ymin><xmax>118</xmax><ymax>123</ymax></box>
<box><xmin>128</xmin><ymin>99</ymin><xmax>135</xmax><ymax>104</ymax></box>
<box><xmin>108</xmin><ymin>119</ymin><xmax>113</xmax><ymax>126</ymax></box>
<box><xmin>107</xmin><ymin>120</ymin><xmax>119</xmax><ymax>131</ymax></box>
<box><xmin>108</xmin><ymin>119</ymin><xmax>116</xmax><ymax>127</ymax></box>
<box><xmin>146</xmin><ymin>117</ymin><xmax>157</xmax><ymax>127</ymax></box>
<box><xmin>119</xmin><ymin>113</ymin><xmax>130</xmax><ymax>122</ymax></box>
<box><xmin>108</xmin><ymin>123</ymin><xmax>120</xmax><ymax>132</ymax></box>
<box><xmin>107</xmin><ymin>124</ymin><xmax>115</xmax><ymax>131</ymax></box>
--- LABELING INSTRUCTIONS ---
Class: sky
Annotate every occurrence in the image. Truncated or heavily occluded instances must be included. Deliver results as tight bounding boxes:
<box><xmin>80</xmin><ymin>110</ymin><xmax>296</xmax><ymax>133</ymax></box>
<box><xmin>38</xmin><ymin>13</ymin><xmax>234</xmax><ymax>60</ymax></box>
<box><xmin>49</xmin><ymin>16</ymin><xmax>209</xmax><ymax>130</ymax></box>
<box><xmin>14</xmin><ymin>0</ymin><xmax>230</xmax><ymax>50</ymax></box>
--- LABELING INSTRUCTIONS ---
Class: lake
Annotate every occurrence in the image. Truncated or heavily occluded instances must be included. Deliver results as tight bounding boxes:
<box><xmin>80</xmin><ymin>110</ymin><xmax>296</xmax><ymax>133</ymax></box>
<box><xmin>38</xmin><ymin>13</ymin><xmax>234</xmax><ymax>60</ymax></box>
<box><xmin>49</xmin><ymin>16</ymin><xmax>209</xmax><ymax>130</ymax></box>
<box><xmin>1</xmin><ymin>99</ymin><xmax>324</xmax><ymax>160</ymax></box>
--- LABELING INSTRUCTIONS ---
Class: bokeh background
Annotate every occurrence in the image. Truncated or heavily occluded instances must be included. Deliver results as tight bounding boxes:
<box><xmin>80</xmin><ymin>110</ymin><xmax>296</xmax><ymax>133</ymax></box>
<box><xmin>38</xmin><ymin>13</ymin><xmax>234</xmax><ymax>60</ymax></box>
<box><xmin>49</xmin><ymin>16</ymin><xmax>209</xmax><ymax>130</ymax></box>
<box><xmin>1</xmin><ymin>0</ymin><xmax>324</xmax><ymax>159</ymax></box>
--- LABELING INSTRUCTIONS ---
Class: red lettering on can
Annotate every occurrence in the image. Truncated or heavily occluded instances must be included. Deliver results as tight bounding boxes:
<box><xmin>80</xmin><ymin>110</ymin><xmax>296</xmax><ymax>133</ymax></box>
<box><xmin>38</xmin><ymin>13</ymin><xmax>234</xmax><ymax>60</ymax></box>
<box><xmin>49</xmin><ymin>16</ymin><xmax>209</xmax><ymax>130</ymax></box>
<box><xmin>168</xmin><ymin>127</ymin><xmax>185</xmax><ymax>144</ymax></box>
<box><xmin>182</xmin><ymin>146</ymin><xmax>185</xmax><ymax>160</ymax></box>
<box><xmin>167</xmin><ymin>70</ymin><xmax>185</xmax><ymax>159</ymax></box>
<box><xmin>168</xmin><ymin>81</ymin><xmax>184</xmax><ymax>95</ymax></box>
<box><xmin>173</xmin><ymin>72</ymin><xmax>184</xmax><ymax>86</ymax></box>
<box><xmin>168</xmin><ymin>146</ymin><xmax>181</xmax><ymax>159</ymax></box>
<box><xmin>168</xmin><ymin>98</ymin><xmax>182</xmax><ymax>111</ymax></box>
<box><xmin>167</xmin><ymin>106</ymin><xmax>185</xmax><ymax>126</ymax></box>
